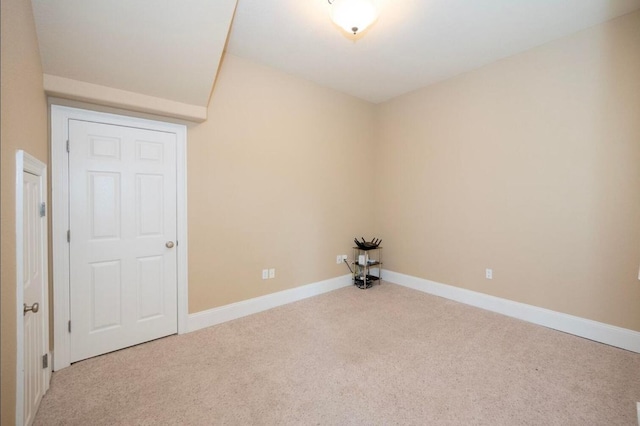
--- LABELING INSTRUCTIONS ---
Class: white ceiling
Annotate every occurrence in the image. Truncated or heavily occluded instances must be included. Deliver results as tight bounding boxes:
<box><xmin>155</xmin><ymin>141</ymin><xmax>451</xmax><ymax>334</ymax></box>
<box><xmin>31</xmin><ymin>0</ymin><xmax>237</xmax><ymax>107</ymax></box>
<box><xmin>31</xmin><ymin>0</ymin><xmax>640</xmax><ymax>110</ymax></box>
<box><xmin>227</xmin><ymin>0</ymin><xmax>640</xmax><ymax>103</ymax></box>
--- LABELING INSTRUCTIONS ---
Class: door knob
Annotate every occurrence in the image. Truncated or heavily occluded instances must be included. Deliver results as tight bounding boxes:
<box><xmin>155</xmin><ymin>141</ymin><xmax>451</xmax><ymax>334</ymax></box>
<box><xmin>165</xmin><ymin>241</ymin><xmax>175</xmax><ymax>248</ymax></box>
<box><xmin>24</xmin><ymin>302</ymin><xmax>39</xmax><ymax>316</ymax></box>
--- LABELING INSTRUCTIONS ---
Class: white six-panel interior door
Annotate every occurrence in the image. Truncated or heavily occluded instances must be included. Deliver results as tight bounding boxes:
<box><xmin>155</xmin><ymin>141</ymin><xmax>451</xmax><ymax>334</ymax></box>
<box><xmin>52</xmin><ymin>106</ymin><xmax>188</xmax><ymax>371</ymax></box>
<box><xmin>20</xmin><ymin>157</ymin><xmax>50</xmax><ymax>426</ymax></box>
<box><xmin>68</xmin><ymin>119</ymin><xmax>179</xmax><ymax>362</ymax></box>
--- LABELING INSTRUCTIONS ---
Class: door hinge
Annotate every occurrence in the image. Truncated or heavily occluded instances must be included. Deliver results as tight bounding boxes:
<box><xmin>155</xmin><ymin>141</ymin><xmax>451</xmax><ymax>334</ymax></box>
<box><xmin>67</xmin><ymin>230</ymin><xmax>70</xmax><ymax>243</ymax></box>
<box><xmin>68</xmin><ymin>320</ymin><xmax>71</xmax><ymax>333</ymax></box>
<box><xmin>39</xmin><ymin>202</ymin><xmax>46</xmax><ymax>218</ymax></box>
<box><xmin>42</xmin><ymin>353</ymin><xmax>48</xmax><ymax>369</ymax></box>
<box><xmin>66</xmin><ymin>140</ymin><xmax>70</xmax><ymax>153</ymax></box>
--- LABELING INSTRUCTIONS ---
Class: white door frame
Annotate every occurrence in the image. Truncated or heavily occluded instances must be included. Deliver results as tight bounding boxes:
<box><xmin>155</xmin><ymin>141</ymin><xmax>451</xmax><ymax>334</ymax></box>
<box><xmin>16</xmin><ymin>150</ymin><xmax>50</xmax><ymax>426</ymax></box>
<box><xmin>51</xmin><ymin>105</ymin><xmax>189</xmax><ymax>371</ymax></box>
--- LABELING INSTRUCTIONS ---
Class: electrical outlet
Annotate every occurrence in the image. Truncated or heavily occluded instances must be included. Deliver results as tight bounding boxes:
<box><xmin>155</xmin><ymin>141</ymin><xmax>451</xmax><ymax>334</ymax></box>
<box><xmin>336</xmin><ymin>255</ymin><xmax>342</xmax><ymax>264</ymax></box>
<box><xmin>485</xmin><ymin>268</ymin><xmax>493</xmax><ymax>280</ymax></box>
<box><xmin>262</xmin><ymin>269</ymin><xmax>269</xmax><ymax>280</ymax></box>
<box><xmin>342</xmin><ymin>254</ymin><xmax>348</xmax><ymax>262</ymax></box>
<box><xmin>269</xmin><ymin>268</ymin><xmax>275</xmax><ymax>279</ymax></box>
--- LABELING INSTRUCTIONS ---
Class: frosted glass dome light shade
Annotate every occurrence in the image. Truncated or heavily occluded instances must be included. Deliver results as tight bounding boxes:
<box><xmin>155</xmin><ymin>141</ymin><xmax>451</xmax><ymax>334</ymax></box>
<box><xmin>329</xmin><ymin>0</ymin><xmax>379</xmax><ymax>35</ymax></box>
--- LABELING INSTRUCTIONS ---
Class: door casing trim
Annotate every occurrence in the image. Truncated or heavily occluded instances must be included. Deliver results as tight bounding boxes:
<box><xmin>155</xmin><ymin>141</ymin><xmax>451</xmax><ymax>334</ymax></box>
<box><xmin>16</xmin><ymin>150</ymin><xmax>50</xmax><ymax>425</ymax></box>
<box><xmin>51</xmin><ymin>105</ymin><xmax>189</xmax><ymax>371</ymax></box>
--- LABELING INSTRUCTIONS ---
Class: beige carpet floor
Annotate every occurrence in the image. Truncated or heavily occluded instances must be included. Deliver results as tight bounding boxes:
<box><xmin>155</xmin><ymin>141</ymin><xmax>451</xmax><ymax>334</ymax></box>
<box><xmin>35</xmin><ymin>283</ymin><xmax>640</xmax><ymax>425</ymax></box>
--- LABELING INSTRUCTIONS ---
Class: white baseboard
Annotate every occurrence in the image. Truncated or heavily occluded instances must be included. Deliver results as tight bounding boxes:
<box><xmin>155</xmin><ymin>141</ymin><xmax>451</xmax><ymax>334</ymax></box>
<box><xmin>383</xmin><ymin>270</ymin><xmax>640</xmax><ymax>353</ymax></box>
<box><xmin>187</xmin><ymin>274</ymin><xmax>352</xmax><ymax>332</ymax></box>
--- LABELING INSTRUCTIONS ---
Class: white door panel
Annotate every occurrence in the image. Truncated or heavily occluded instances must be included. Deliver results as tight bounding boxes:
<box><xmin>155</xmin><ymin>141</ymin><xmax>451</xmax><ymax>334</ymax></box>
<box><xmin>69</xmin><ymin>119</ymin><xmax>178</xmax><ymax>362</ymax></box>
<box><xmin>23</xmin><ymin>171</ymin><xmax>48</xmax><ymax>425</ymax></box>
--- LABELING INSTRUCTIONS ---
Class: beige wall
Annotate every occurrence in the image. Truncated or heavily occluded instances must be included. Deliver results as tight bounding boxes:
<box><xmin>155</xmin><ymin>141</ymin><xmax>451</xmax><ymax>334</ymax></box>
<box><xmin>375</xmin><ymin>11</ymin><xmax>640</xmax><ymax>331</ymax></box>
<box><xmin>187</xmin><ymin>54</ymin><xmax>376</xmax><ymax>311</ymax></box>
<box><xmin>1</xmin><ymin>0</ymin><xmax>49</xmax><ymax>422</ymax></box>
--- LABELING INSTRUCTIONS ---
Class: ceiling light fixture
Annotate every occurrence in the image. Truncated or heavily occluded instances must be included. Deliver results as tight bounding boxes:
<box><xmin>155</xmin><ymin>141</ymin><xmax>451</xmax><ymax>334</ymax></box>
<box><xmin>328</xmin><ymin>0</ymin><xmax>379</xmax><ymax>35</ymax></box>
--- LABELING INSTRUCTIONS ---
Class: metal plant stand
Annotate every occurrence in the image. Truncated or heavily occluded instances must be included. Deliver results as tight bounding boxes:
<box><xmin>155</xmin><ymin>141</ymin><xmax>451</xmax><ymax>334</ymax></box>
<box><xmin>352</xmin><ymin>246</ymin><xmax>382</xmax><ymax>289</ymax></box>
